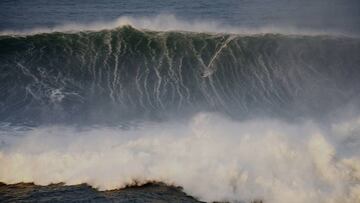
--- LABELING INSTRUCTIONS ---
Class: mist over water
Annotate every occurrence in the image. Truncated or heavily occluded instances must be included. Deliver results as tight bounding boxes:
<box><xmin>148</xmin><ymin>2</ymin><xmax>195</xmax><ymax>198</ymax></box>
<box><xmin>1</xmin><ymin>1</ymin><xmax>360</xmax><ymax>203</ymax></box>
<box><xmin>1</xmin><ymin>113</ymin><xmax>360</xmax><ymax>203</ymax></box>
<box><xmin>1</xmin><ymin>0</ymin><xmax>360</xmax><ymax>35</ymax></box>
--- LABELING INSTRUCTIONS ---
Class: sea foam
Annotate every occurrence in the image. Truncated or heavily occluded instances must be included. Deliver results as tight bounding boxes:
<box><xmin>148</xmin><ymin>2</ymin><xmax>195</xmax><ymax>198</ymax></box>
<box><xmin>1</xmin><ymin>112</ymin><xmax>359</xmax><ymax>203</ymax></box>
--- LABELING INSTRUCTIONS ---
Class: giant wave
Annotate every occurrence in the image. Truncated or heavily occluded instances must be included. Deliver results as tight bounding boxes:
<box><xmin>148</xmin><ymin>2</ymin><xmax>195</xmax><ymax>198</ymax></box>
<box><xmin>1</xmin><ymin>26</ymin><xmax>359</xmax><ymax>124</ymax></box>
<box><xmin>1</xmin><ymin>21</ymin><xmax>360</xmax><ymax>203</ymax></box>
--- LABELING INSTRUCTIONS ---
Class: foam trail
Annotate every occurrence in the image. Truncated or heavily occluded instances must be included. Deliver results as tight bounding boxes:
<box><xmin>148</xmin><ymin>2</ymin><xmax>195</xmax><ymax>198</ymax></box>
<box><xmin>1</xmin><ymin>113</ymin><xmax>359</xmax><ymax>203</ymax></box>
<box><xmin>2</xmin><ymin>28</ymin><xmax>359</xmax><ymax>124</ymax></box>
<box><xmin>0</xmin><ymin>15</ymin><xmax>357</xmax><ymax>37</ymax></box>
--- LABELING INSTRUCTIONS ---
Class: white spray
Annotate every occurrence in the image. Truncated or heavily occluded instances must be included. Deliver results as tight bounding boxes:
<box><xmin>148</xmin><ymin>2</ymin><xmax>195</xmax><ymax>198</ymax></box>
<box><xmin>1</xmin><ymin>112</ymin><xmax>359</xmax><ymax>203</ymax></box>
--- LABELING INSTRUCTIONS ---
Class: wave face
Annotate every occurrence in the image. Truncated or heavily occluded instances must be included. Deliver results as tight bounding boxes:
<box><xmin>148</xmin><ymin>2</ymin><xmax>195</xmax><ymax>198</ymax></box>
<box><xmin>1</xmin><ymin>26</ymin><xmax>360</xmax><ymax>124</ymax></box>
<box><xmin>1</xmin><ymin>26</ymin><xmax>360</xmax><ymax>203</ymax></box>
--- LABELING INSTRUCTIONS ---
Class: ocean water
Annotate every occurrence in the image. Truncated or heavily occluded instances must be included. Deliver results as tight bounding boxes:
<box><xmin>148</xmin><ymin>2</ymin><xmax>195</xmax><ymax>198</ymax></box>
<box><xmin>1</xmin><ymin>0</ymin><xmax>360</xmax><ymax>34</ymax></box>
<box><xmin>1</xmin><ymin>1</ymin><xmax>360</xmax><ymax>203</ymax></box>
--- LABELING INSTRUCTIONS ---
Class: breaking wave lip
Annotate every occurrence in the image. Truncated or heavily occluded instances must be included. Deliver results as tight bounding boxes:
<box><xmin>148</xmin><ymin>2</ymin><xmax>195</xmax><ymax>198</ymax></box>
<box><xmin>1</xmin><ymin>14</ymin><xmax>360</xmax><ymax>203</ymax></box>
<box><xmin>0</xmin><ymin>15</ymin><xmax>358</xmax><ymax>37</ymax></box>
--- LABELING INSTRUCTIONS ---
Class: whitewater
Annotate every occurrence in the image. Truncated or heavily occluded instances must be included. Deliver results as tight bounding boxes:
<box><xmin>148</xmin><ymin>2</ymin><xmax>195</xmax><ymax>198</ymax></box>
<box><xmin>1</xmin><ymin>113</ymin><xmax>360</xmax><ymax>203</ymax></box>
<box><xmin>1</xmin><ymin>16</ymin><xmax>360</xmax><ymax>203</ymax></box>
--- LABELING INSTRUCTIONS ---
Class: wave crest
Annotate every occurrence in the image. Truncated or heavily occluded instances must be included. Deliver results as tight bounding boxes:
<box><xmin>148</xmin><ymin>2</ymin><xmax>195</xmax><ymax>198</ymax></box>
<box><xmin>1</xmin><ymin>15</ymin><xmax>357</xmax><ymax>37</ymax></box>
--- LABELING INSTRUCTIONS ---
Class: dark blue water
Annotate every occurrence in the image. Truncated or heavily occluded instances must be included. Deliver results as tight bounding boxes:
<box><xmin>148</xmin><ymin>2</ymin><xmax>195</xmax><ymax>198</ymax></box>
<box><xmin>1</xmin><ymin>0</ymin><xmax>359</xmax><ymax>34</ymax></box>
